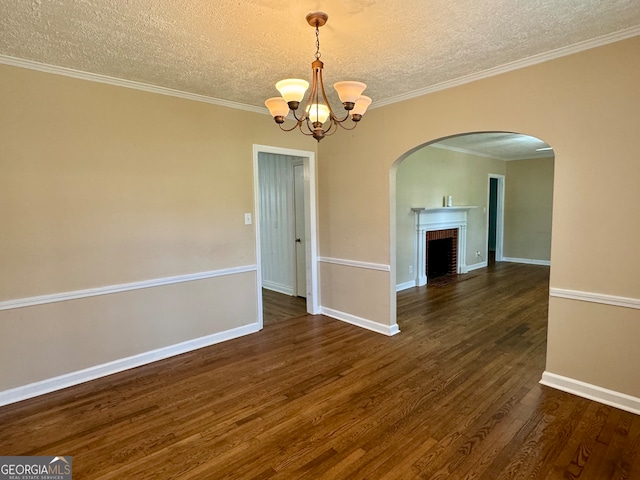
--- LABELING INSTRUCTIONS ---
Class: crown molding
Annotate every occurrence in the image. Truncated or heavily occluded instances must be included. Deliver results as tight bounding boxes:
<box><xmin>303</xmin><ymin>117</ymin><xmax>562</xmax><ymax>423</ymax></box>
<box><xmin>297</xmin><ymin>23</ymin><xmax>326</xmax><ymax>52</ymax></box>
<box><xmin>0</xmin><ymin>54</ymin><xmax>269</xmax><ymax>115</ymax></box>
<box><xmin>1</xmin><ymin>25</ymin><xmax>637</xmax><ymax>114</ymax></box>
<box><xmin>372</xmin><ymin>25</ymin><xmax>640</xmax><ymax>109</ymax></box>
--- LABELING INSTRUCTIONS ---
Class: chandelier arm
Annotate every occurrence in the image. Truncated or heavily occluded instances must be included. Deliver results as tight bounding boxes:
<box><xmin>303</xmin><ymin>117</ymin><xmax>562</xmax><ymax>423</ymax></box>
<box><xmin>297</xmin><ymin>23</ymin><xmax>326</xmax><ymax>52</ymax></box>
<box><xmin>317</xmin><ymin>67</ymin><xmax>339</xmax><ymax>120</ymax></box>
<box><xmin>322</xmin><ymin>118</ymin><xmax>338</xmax><ymax>136</ymax></box>
<box><xmin>331</xmin><ymin>110</ymin><xmax>352</xmax><ymax>124</ymax></box>
<box><xmin>297</xmin><ymin>121</ymin><xmax>316</xmax><ymax>137</ymax></box>
<box><xmin>334</xmin><ymin>118</ymin><xmax>359</xmax><ymax>131</ymax></box>
<box><xmin>291</xmin><ymin>108</ymin><xmax>308</xmax><ymax>123</ymax></box>
<box><xmin>278</xmin><ymin>120</ymin><xmax>303</xmax><ymax>133</ymax></box>
<box><xmin>302</xmin><ymin>63</ymin><xmax>321</xmax><ymax>115</ymax></box>
<box><xmin>304</xmin><ymin>117</ymin><xmax>313</xmax><ymax>132</ymax></box>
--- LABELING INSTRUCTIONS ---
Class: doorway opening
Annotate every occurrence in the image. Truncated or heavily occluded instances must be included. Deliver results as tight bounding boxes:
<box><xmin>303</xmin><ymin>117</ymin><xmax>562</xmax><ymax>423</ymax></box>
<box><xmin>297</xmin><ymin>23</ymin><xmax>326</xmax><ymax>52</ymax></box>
<box><xmin>487</xmin><ymin>174</ymin><xmax>505</xmax><ymax>265</ymax></box>
<box><xmin>253</xmin><ymin>145</ymin><xmax>320</xmax><ymax>328</ymax></box>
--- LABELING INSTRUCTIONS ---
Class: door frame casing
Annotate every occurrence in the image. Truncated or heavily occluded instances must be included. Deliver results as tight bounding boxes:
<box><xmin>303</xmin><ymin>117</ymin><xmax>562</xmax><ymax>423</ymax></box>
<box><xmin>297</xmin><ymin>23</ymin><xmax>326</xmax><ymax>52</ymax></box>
<box><xmin>292</xmin><ymin>159</ymin><xmax>306</xmax><ymax>297</ymax></box>
<box><xmin>253</xmin><ymin>145</ymin><xmax>320</xmax><ymax>327</ymax></box>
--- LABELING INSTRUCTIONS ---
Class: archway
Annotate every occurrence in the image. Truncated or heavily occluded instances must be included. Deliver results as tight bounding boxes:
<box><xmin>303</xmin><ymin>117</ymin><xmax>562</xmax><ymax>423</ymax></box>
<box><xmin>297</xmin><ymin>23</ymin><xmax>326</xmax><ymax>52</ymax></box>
<box><xmin>390</xmin><ymin>131</ymin><xmax>555</xmax><ymax>327</ymax></box>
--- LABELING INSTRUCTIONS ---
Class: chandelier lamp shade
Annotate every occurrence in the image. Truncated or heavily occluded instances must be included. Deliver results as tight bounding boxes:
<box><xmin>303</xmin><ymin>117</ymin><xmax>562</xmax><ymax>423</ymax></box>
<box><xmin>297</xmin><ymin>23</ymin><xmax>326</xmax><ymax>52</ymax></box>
<box><xmin>265</xmin><ymin>12</ymin><xmax>372</xmax><ymax>142</ymax></box>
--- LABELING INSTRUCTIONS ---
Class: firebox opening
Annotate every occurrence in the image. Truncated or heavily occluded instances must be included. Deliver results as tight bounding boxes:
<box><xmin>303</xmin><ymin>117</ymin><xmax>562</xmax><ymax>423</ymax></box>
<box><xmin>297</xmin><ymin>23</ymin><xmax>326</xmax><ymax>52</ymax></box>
<box><xmin>425</xmin><ymin>228</ymin><xmax>458</xmax><ymax>283</ymax></box>
<box><xmin>427</xmin><ymin>238</ymin><xmax>453</xmax><ymax>279</ymax></box>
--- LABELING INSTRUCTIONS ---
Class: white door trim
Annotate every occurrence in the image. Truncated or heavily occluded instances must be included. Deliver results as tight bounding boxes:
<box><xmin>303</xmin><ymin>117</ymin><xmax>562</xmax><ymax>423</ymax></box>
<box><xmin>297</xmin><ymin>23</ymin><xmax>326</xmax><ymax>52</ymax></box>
<box><xmin>253</xmin><ymin>145</ymin><xmax>320</xmax><ymax>324</ymax></box>
<box><xmin>292</xmin><ymin>160</ymin><xmax>307</xmax><ymax>297</ymax></box>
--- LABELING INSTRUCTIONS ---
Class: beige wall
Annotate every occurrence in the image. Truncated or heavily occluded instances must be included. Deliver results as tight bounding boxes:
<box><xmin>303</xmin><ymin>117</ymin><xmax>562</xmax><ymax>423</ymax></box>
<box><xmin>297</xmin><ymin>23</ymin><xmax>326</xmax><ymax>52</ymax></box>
<box><xmin>396</xmin><ymin>146</ymin><xmax>506</xmax><ymax>285</ymax></box>
<box><xmin>0</xmin><ymin>273</ymin><xmax>257</xmax><ymax>389</ymax></box>
<box><xmin>546</xmin><ymin>297</ymin><xmax>640</xmax><ymax>397</ymax></box>
<box><xmin>504</xmin><ymin>157</ymin><xmax>554</xmax><ymax>261</ymax></box>
<box><xmin>318</xmin><ymin>37</ymin><xmax>640</xmax><ymax>397</ymax></box>
<box><xmin>0</xmin><ymin>64</ymin><xmax>315</xmax><ymax>391</ymax></box>
<box><xmin>2</xmin><ymin>36</ymin><xmax>639</xmax><ymax>402</ymax></box>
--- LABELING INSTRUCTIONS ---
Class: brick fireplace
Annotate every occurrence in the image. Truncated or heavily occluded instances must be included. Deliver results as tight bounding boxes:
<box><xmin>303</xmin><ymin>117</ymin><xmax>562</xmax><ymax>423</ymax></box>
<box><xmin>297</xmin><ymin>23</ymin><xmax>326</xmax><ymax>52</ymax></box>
<box><xmin>411</xmin><ymin>206</ymin><xmax>476</xmax><ymax>286</ymax></box>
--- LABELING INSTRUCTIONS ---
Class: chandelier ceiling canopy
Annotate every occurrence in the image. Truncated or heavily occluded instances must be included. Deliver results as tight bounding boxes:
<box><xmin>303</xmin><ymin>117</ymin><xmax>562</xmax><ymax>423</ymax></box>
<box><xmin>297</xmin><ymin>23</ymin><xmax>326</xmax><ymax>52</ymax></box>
<box><xmin>265</xmin><ymin>12</ymin><xmax>372</xmax><ymax>142</ymax></box>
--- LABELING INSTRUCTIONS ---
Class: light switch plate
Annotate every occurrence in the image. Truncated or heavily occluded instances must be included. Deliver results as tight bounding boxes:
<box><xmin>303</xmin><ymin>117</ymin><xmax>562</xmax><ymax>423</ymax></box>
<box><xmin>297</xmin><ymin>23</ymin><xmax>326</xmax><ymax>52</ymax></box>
<box><xmin>244</xmin><ymin>213</ymin><xmax>252</xmax><ymax>225</ymax></box>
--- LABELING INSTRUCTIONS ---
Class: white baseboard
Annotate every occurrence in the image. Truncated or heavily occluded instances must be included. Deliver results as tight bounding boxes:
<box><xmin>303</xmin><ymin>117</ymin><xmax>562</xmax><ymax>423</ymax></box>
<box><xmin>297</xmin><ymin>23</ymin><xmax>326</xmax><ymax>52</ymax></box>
<box><xmin>467</xmin><ymin>261</ymin><xmax>488</xmax><ymax>271</ymax></box>
<box><xmin>0</xmin><ymin>322</ymin><xmax>260</xmax><ymax>407</ymax></box>
<box><xmin>320</xmin><ymin>307</ymin><xmax>400</xmax><ymax>336</ymax></box>
<box><xmin>262</xmin><ymin>280</ymin><xmax>295</xmax><ymax>296</ymax></box>
<box><xmin>502</xmin><ymin>257</ymin><xmax>551</xmax><ymax>266</ymax></box>
<box><xmin>396</xmin><ymin>280</ymin><xmax>416</xmax><ymax>292</ymax></box>
<box><xmin>540</xmin><ymin>371</ymin><xmax>640</xmax><ymax>416</ymax></box>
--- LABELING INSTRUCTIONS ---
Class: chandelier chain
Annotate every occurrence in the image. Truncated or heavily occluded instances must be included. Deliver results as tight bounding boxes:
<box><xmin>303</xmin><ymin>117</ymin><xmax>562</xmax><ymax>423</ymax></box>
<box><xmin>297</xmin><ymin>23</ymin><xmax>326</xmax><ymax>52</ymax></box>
<box><xmin>315</xmin><ymin>26</ymin><xmax>321</xmax><ymax>59</ymax></box>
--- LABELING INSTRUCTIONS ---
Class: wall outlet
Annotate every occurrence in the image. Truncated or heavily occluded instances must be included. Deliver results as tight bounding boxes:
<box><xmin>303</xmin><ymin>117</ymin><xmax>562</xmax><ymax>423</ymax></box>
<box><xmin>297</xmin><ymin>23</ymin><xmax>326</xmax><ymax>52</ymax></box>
<box><xmin>408</xmin><ymin>265</ymin><xmax>413</xmax><ymax>274</ymax></box>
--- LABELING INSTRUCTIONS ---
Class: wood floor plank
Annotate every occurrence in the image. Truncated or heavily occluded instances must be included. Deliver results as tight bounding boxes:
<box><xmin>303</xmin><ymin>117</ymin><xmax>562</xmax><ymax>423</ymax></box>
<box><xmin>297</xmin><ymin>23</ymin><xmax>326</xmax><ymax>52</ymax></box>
<box><xmin>1</xmin><ymin>262</ymin><xmax>638</xmax><ymax>479</ymax></box>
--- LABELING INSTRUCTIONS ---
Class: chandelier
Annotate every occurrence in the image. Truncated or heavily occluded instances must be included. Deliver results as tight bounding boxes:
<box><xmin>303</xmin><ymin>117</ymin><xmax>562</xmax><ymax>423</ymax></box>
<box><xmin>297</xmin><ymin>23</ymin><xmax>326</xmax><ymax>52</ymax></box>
<box><xmin>265</xmin><ymin>12</ymin><xmax>372</xmax><ymax>142</ymax></box>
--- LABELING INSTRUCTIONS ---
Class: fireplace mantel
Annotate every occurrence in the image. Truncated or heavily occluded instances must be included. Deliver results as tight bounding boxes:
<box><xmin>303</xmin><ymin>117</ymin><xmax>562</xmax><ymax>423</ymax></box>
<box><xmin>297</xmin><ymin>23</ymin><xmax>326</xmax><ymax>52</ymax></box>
<box><xmin>412</xmin><ymin>206</ymin><xmax>477</xmax><ymax>286</ymax></box>
<box><xmin>411</xmin><ymin>207</ymin><xmax>477</xmax><ymax>212</ymax></box>
<box><xmin>411</xmin><ymin>206</ymin><xmax>477</xmax><ymax>216</ymax></box>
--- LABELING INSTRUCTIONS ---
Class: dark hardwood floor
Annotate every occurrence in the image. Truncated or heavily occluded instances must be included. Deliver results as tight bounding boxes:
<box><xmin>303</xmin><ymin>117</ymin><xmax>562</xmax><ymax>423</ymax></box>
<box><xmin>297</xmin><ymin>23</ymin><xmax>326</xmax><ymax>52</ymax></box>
<box><xmin>1</xmin><ymin>263</ymin><xmax>638</xmax><ymax>479</ymax></box>
<box><xmin>262</xmin><ymin>288</ymin><xmax>307</xmax><ymax>325</ymax></box>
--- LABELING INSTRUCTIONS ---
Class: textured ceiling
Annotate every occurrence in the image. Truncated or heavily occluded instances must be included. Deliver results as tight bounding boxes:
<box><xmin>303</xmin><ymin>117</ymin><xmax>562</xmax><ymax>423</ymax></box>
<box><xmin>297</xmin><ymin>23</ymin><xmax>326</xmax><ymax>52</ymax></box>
<box><xmin>432</xmin><ymin>133</ymin><xmax>553</xmax><ymax>160</ymax></box>
<box><xmin>1</xmin><ymin>0</ymin><xmax>639</xmax><ymax>112</ymax></box>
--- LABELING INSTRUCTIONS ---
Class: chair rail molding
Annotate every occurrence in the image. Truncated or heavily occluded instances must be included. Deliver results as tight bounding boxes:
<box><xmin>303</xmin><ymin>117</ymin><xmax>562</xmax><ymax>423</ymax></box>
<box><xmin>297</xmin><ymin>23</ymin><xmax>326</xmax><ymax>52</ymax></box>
<box><xmin>0</xmin><ymin>265</ymin><xmax>257</xmax><ymax>311</ymax></box>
